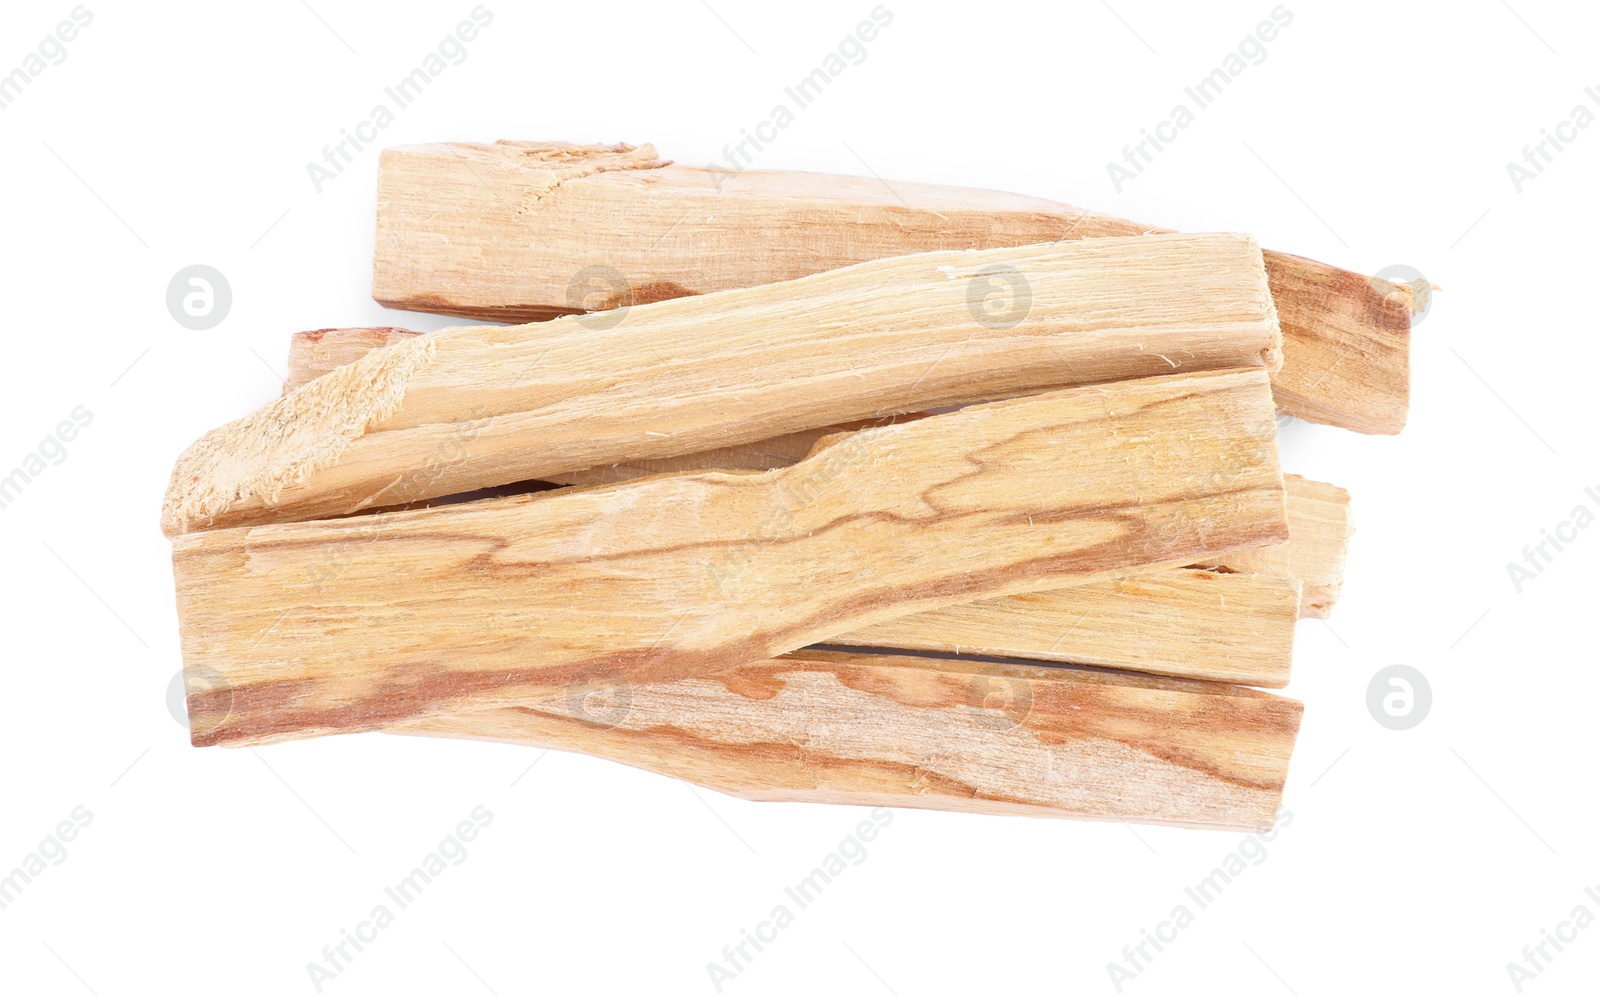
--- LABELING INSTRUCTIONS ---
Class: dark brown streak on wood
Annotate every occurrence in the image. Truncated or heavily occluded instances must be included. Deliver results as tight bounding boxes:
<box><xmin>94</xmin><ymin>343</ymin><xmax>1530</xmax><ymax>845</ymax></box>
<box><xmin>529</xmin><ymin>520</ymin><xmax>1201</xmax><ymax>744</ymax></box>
<box><xmin>808</xmin><ymin>660</ymin><xmax>1300</xmax><ymax>791</ymax></box>
<box><xmin>191</xmin><ymin>647</ymin><xmax>682</xmax><ymax>747</ymax></box>
<box><xmin>202</xmin><ymin>471</ymin><xmax>1281</xmax><ymax>581</ymax></box>
<box><xmin>408</xmin><ymin>656</ymin><xmax>1298</xmax><ymax>795</ymax></box>
<box><xmin>389</xmin><ymin>297</ymin><xmax>584</xmax><ymax>324</ymax></box>
<box><xmin>474</xmin><ymin>712</ymin><xmax>1023</xmax><ymax>805</ymax></box>
<box><xmin>186</xmin><ymin>483</ymin><xmax>1283</xmax><ymax>747</ymax></box>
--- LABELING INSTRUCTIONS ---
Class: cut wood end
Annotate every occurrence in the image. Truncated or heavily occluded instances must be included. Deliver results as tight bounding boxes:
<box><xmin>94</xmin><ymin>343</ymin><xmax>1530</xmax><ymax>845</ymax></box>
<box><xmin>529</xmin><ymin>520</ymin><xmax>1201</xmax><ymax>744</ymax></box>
<box><xmin>1198</xmin><ymin>474</ymin><xmax>1351</xmax><ymax>618</ymax></box>
<box><xmin>1292</xmin><ymin>477</ymin><xmax>1354</xmax><ymax>618</ymax></box>
<box><xmin>1373</xmin><ymin>273</ymin><xmax>1432</xmax><ymax>321</ymax></box>
<box><xmin>1262</xmin><ymin>251</ymin><xmax>1412</xmax><ymax>434</ymax></box>
<box><xmin>160</xmin><ymin>333</ymin><xmax>437</xmax><ymax>537</ymax></box>
<box><xmin>285</xmin><ymin>327</ymin><xmax>419</xmax><ymax>394</ymax></box>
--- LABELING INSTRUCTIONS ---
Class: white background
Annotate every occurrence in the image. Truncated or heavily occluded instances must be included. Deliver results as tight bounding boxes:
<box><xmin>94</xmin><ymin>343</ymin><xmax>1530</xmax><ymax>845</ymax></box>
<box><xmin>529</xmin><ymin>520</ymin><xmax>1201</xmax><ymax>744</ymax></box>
<box><xmin>2</xmin><ymin>0</ymin><xmax>1596</xmax><ymax>993</ymax></box>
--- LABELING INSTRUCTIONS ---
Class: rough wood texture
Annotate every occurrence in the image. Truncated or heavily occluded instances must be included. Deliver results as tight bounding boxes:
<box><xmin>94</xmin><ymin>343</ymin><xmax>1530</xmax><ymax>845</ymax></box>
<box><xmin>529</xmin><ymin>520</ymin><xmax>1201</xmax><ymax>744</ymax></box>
<box><xmin>835</xmin><ymin>568</ymin><xmax>1300</xmax><ymax>686</ymax></box>
<box><xmin>286</xmin><ymin>328</ymin><xmax>1315</xmax><ymax>681</ymax></box>
<box><xmin>371</xmin><ymin>140</ymin><xmax>1411</xmax><ymax>433</ymax></box>
<box><xmin>400</xmin><ymin>650</ymin><xmax>1303</xmax><ymax>831</ymax></box>
<box><xmin>287</xmin><ymin>329</ymin><xmax>1352</xmax><ymax>620</ymax></box>
<box><xmin>285</xmin><ymin>328</ymin><xmax>923</xmax><ymax>482</ymax></box>
<box><xmin>1209</xmin><ymin>476</ymin><xmax>1352</xmax><ymax>618</ymax></box>
<box><xmin>173</xmin><ymin>369</ymin><xmax>1287</xmax><ymax>747</ymax></box>
<box><xmin>283</xmin><ymin>329</ymin><xmax>1345</xmax><ymax>625</ymax></box>
<box><xmin>166</xmin><ymin>232</ymin><xmax>1280</xmax><ymax>536</ymax></box>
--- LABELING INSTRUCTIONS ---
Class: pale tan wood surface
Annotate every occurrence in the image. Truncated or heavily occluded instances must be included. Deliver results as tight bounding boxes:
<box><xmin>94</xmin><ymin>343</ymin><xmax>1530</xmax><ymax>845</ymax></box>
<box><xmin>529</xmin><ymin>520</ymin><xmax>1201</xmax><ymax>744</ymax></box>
<box><xmin>173</xmin><ymin>369</ymin><xmax>1286</xmax><ymax>747</ymax></box>
<box><xmin>371</xmin><ymin>140</ymin><xmax>1410</xmax><ymax>433</ymax></box>
<box><xmin>400</xmin><ymin>650</ymin><xmax>1303</xmax><ymax>831</ymax></box>
<box><xmin>164</xmin><ymin>232</ymin><xmax>1279</xmax><ymax>536</ymax></box>
<box><xmin>1208</xmin><ymin>476</ymin><xmax>1352</xmax><ymax>618</ymax></box>
<box><xmin>287</xmin><ymin>328</ymin><xmax>1352</xmax><ymax>622</ymax></box>
<box><xmin>285</xmin><ymin>329</ymin><xmax>1346</xmax><ymax>626</ymax></box>
<box><xmin>835</xmin><ymin>568</ymin><xmax>1300</xmax><ymax>686</ymax></box>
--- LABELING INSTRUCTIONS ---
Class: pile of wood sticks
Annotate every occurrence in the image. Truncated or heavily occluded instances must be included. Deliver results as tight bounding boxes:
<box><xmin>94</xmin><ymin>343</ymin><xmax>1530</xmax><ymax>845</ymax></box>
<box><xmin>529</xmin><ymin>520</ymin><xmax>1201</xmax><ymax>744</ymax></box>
<box><xmin>165</xmin><ymin>141</ymin><xmax>1413</xmax><ymax>831</ymax></box>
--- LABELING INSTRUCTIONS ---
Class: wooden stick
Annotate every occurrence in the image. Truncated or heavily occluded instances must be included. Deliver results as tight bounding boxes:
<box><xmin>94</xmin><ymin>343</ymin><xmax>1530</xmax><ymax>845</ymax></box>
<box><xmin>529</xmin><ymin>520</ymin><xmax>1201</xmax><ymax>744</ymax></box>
<box><xmin>286</xmin><ymin>326</ymin><xmax>1350</xmax><ymax>619</ymax></box>
<box><xmin>166</xmin><ymin>232</ymin><xmax>1280</xmax><ymax>536</ymax></box>
<box><xmin>282</xmin><ymin>330</ymin><xmax>1348</xmax><ymax>626</ymax></box>
<box><xmin>371</xmin><ymin>140</ymin><xmax>1411</xmax><ymax>433</ymax></box>
<box><xmin>283</xmin><ymin>329</ymin><xmax>1310</xmax><ymax>682</ymax></box>
<box><xmin>282</xmin><ymin>330</ymin><xmax>1319</xmax><ymax>679</ymax></box>
<box><xmin>399</xmin><ymin>650</ymin><xmax>1303</xmax><ymax>831</ymax></box>
<box><xmin>173</xmin><ymin>369</ymin><xmax>1287</xmax><ymax>747</ymax></box>
<box><xmin>285</xmin><ymin>327</ymin><xmax>921</xmax><ymax>478</ymax></box>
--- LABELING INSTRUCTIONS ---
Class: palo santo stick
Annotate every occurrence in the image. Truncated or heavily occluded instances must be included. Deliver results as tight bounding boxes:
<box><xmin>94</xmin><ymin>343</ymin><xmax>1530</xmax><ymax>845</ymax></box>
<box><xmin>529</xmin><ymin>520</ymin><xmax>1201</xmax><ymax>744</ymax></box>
<box><xmin>166</xmin><ymin>232</ymin><xmax>1280</xmax><ymax>536</ymax></box>
<box><xmin>283</xmin><ymin>328</ymin><xmax>1347</xmax><ymax>621</ymax></box>
<box><xmin>285</xmin><ymin>326</ymin><xmax>920</xmax><ymax>476</ymax></box>
<box><xmin>400</xmin><ymin>650</ymin><xmax>1303</xmax><ymax>831</ymax></box>
<box><xmin>371</xmin><ymin>140</ymin><xmax>1411</xmax><ymax>433</ymax></box>
<box><xmin>833</xmin><ymin>569</ymin><xmax>1300</xmax><ymax>686</ymax></box>
<box><xmin>288</xmin><ymin>327</ymin><xmax>1353</xmax><ymax>619</ymax></box>
<box><xmin>285</xmin><ymin>329</ymin><xmax>1311</xmax><ymax>674</ymax></box>
<box><xmin>174</xmin><ymin>369</ymin><xmax>1287</xmax><ymax>747</ymax></box>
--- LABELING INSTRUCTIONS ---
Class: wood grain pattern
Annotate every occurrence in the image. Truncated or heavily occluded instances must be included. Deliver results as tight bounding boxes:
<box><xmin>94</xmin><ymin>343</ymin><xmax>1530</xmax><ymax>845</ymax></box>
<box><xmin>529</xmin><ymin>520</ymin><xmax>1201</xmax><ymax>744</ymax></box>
<box><xmin>371</xmin><ymin>140</ymin><xmax>1411</xmax><ymax>433</ymax></box>
<box><xmin>271</xmin><ymin>329</ymin><xmax>1329</xmax><ymax>682</ymax></box>
<box><xmin>280</xmin><ymin>328</ymin><xmax>1348</xmax><ymax>619</ymax></box>
<box><xmin>284</xmin><ymin>327</ymin><xmax>925</xmax><ymax>483</ymax></box>
<box><xmin>173</xmin><ymin>369</ymin><xmax>1287</xmax><ymax>747</ymax></box>
<box><xmin>164</xmin><ymin>231</ymin><xmax>1280</xmax><ymax>536</ymax></box>
<box><xmin>1207</xmin><ymin>476</ymin><xmax>1352</xmax><ymax>618</ymax></box>
<box><xmin>272</xmin><ymin>329</ymin><xmax>1314</xmax><ymax>681</ymax></box>
<box><xmin>834</xmin><ymin>568</ymin><xmax>1300</xmax><ymax>686</ymax></box>
<box><xmin>400</xmin><ymin>650</ymin><xmax>1303</xmax><ymax>831</ymax></box>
